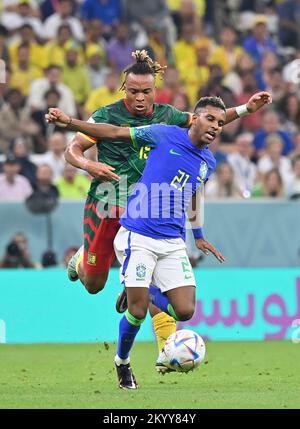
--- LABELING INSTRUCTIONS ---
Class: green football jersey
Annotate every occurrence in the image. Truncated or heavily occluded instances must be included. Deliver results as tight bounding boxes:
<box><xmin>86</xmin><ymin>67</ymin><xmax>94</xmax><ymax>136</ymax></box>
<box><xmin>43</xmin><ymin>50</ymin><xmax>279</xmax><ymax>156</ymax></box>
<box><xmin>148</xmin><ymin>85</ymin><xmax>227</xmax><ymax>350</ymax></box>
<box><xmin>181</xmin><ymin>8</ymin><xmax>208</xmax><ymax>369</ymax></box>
<box><xmin>84</xmin><ymin>99</ymin><xmax>191</xmax><ymax>209</ymax></box>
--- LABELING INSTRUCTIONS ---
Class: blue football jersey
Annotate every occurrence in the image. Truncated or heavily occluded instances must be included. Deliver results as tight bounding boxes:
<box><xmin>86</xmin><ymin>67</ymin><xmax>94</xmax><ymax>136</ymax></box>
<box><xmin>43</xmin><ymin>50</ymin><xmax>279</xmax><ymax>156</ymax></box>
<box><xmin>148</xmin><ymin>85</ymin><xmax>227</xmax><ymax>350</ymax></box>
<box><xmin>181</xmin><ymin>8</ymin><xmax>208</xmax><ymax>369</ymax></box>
<box><xmin>120</xmin><ymin>124</ymin><xmax>216</xmax><ymax>239</ymax></box>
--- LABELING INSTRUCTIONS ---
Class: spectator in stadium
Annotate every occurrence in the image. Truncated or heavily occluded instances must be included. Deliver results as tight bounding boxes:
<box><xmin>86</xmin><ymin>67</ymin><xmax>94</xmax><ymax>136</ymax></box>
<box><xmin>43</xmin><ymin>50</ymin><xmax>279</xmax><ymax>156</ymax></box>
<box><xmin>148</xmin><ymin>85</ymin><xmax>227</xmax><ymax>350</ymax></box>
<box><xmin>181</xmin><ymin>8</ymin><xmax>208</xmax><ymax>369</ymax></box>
<box><xmin>185</xmin><ymin>37</ymin><xmax>211</xmax><ymax>106</ymax></box>
<box><xmin>222</xmin><ymin>51</ymin><xmax>256</xmax><ymax>97</ymax></box>
<box><xmin>106</xmin><ymin>22</ymin><xmax>135</xmax><ymax>73</ymax></box>
<box><xmin>0</xmin><ymin>153</ymin><xmax>33</xmax><ymax>201</ymax></box>
<box><xmin>26</xmin><ymin>164</ymin><xmax>59</xmax><ymax>209</ymax></box>
<box><xmin>205</xmin><ymin>162</ymin><xmax>243</xmax><ymax>199</ymax></box>
<box><xmin>227</xmin><ymin>132</ymin><xmax>258</xmax><ymax>198</ymax></box>
<box><xmin>278</xmin><ymin>92</ymin><xmax>300</xmax><ymax>134</ymax></box>
<box><xmin>8</xmin><ymin>23</ymin><xmax>46</xmax><ymax>70</ymax></box>
<box><xmin>80</xmin><ymin>0</ymin><xmax>122</xmax><ymax>35</ymax></box>
<box><xmin>122</xmin><ymin>0</ymin><xmax>175</xmax><ymax>48</ymax></box>
<box><xmin>287</xmin><ymin>155</ymin><xmax>300</xmax><ymax>198</ymax></box>
<box><xmin>278</xmin><ymin>0</ymin><xmax>300</xmax><ymax>49</ymax></box>
<box><xmin>9</xmin><ymin>43</ymin><xmax>43</xmax><ymax>97</ymax></box>
<box><xmin>199</xmin><ymin>64</ymin><xmax>235</xmax><ymax>109</ymax></box>
<box><xmin>56</xmin><ymin>163</ymin><xmax>90</xmax><ymax>199</ymax></box>
<box><xmin>264</xmin><ymin>68</ymin><xmax>287</xmax><ymax>106</ymax></box>
<box><xmin>0</xmin><ymin>88</ymin><xmax>39</xmax><ymax>154</ymax></box>
<box><xmin>251</xmin><ymin>168</ymin><xmax>285</xmax><ymax>198</ymax></box>
<box><xmin>12</xmin><ymin>136</ymin><xmax>37</xmax><ymax>187</ymax></box>
<box><xmin>84</xmin><ymin>71</ymin><xmax>121</xmax><ymax>116</ymax></box>
<box><xmin>146</xmin><ymin>22</ymin><xmax>170</xmax><ymax>66</ymax></box>
<box><xmin>31</xmin><ymin>132</ymin><xmax>66</xmax><ymax>181</ymax></box>
<box><xmin>209</xmin><ymin>26</ymin><xmax>244</xmax><ymax>76</ymax></box>
<box><xmin>169</xmin><ymin>0</ymin><xmax>204</xmax><ymax>38</ymax></box>
<box><xmin>253</xmin><ymin>110</ymin><xmax>294</xmax><ymax>157</ymax></box>
<box><xmin>257</xmin><ymin>133</ymin><xmax>293</xmax><ymax>188</ymax></box>
<box><xmin>242</xmin><ymin>14</ymin><xmax>278</xmax><ymax>66</ymax></box>
<box><xmin>27</xmin><ymin>64</ymin><xmax>76</xmax><ymax>117</ymax></box>
<box><xmin>43</xmin><ymin>23</ymin><xmax>84</xmax><ymax>69</ymax></box>
<box><xmin>43</xmin><ymin>0</ymin><xmax>84</xmax><ymax>41</ymax></box>
<box><xmin>173</xmin><ymin>22</ymin><xmax>198</xmax><ymax>83</ymax></box>
<box><xmin>172</xmin><ymin>92</ymin><xmax>190</xmax><ymax>112</ymax></box>
<box><xmin>39</xmin><ymin>0</ymin><xmax>56</xmax><ymax>21</ymax></box>
<box><xmin>0</xmin><ymin>232</ymin><xmax>36</xmax><ymax>268</ymax></box>
<box><xmin>85</xmin><ymin>19</ymin><xmax>107</xmax><ymax>50</ymax></box>
<box><xmin>208</xmin><ymin>134</ymin><xmax>228</xmax><ymax>167</ymax></box>
<box><xmin>220</xmin><ymin>115</ymin><xmax>243</xmax><ymax>146</ymax></box>
<box><xmin>259</xmin><ymin>50</ymin><xmax>280</xmax><ymax>91</ymax></box>
<box><xmin>154</xmin><ymin>66</ymin><xmax>185</xmax><ymax>105</ymax></box>
<box><xmin>289</xmin><ymin>131</ymin><xmax>300</xmax><ymax>161</ymax></box>
<box><xmin>29</xmin><ymin>89</ymin><xmax>62</xmax><ymax>152</ymax></box>
<box><xmin>62</xmin><ymin>44</ymin><xmax>91</xmax><ymax>113</ymax></box>
<box><xmin>282</xmin><ymin>49</ymin><xmax>300</xmax><ymax>92</ymax></box>
<box><xmin>41</xmin><ymin>249</ymin><xmax>57</xmax><ymax>267</ymax></box>
<box><xmin>85</xmin><ymin>44</ymin><xmax>111</xmax><ymax>90</ymax></box>
<box><xmin>1</xmin><ymin>0</ymin><xmax>44</xmax><ymax>38</ymax></box>
<box><xmin>235</xmin><ymin>70</ymin><xmax>264</xmax><ymax>133</ymax></box>
<box><xmin>0</xmin><ymin>25</ymin><xmax>10</xmax><ymax>67</ymax></box>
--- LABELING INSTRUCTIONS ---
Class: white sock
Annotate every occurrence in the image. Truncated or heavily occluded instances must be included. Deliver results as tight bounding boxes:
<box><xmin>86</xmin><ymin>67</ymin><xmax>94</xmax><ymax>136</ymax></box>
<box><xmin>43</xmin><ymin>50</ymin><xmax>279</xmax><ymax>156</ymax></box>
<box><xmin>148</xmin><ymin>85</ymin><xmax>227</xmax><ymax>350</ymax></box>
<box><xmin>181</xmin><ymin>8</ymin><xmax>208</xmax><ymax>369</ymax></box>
<box><xmin>115</xmin><ymin>354</ymin><xmax>130</xmax><ymax>366</ymax></box>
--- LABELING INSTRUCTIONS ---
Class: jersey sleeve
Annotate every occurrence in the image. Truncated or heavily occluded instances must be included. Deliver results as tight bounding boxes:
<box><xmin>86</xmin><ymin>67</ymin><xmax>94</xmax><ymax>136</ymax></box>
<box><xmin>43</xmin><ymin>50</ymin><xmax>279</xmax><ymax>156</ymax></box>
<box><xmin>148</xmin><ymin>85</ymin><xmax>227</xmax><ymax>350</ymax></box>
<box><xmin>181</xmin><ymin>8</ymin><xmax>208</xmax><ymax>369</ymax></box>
<box><xmin>130</xmin><ymin>124</ymin><xmax>166</xmax><ymax>150</ymax></box>
<box><xmin>78</xmin><ymin>108</ymin><xmax>109</xmax><ymax>143</ymax></box>
<box><xmin>169</xmin><ymin>106</ymin><xmax>193</xmax><ymax>128</ymax></box>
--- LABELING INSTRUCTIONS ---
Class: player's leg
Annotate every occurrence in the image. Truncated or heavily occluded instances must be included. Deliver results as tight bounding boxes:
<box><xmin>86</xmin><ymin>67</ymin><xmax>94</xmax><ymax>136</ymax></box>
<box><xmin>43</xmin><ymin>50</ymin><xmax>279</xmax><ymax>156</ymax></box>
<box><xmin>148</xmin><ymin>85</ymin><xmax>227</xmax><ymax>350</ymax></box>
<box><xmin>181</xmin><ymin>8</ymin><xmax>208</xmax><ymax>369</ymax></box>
<box><xmin>115</xmin><ymin>287</ymin><xmax>149</xmax><ymax>390</ymax></box>
<box><xmin>114</xmin><ymin>227</ymin><xmax>157</xmax><ymax>389</ymax></box>
<box><xmin>151</xmin><ymin>246</ymin><xmax>196</xmax><ymax>321</ymax></box>
<box><xmin>67</xmin><ymin>196</ymin><xmax>121</xmax><ymax>294</ymax></box>
<box><xmin>116</xmin><ymin>289</ymin><xmax>177</xmax><ymax>352</ymax></box>
<box><xmin>149</xmin><ymin>303</ymin><xmax>176</xmax><ymax>352</ymax></box>
<box><xmin>149</xmin><ymin>284</ymin><xmax>196</xmax><ymax>321</ymax></box>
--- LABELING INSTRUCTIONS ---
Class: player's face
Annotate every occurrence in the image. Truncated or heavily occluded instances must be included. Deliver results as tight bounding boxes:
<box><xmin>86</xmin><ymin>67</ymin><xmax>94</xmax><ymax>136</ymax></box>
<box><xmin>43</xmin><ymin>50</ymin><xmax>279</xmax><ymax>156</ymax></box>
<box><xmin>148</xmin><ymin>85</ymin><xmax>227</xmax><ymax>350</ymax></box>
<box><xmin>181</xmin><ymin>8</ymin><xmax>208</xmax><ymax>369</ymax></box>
<box><xmin>193</xmin><ymin>106</ymin><xmax>226</xmax><ymax>145</ymax></box>
<box><xmin>124</xmin><ymin>73</ymin><xmax>155</xmax><ymax>116</ymax></box>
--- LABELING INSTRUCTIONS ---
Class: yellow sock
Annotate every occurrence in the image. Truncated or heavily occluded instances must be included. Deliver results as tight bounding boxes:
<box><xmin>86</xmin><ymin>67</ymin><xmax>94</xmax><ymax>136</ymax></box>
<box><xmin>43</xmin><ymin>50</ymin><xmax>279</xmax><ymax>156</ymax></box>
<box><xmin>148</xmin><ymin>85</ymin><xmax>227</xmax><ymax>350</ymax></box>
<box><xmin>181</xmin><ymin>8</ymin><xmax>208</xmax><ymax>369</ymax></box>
<box><xmin>152</xmin><ymin>312</ymin><xmax>176</xmax><ymax>351</ymax></box>
<box><xmin>75</xmin><ymin>250</ymin><xmax>84</xmax><ymax>275</ymax></box>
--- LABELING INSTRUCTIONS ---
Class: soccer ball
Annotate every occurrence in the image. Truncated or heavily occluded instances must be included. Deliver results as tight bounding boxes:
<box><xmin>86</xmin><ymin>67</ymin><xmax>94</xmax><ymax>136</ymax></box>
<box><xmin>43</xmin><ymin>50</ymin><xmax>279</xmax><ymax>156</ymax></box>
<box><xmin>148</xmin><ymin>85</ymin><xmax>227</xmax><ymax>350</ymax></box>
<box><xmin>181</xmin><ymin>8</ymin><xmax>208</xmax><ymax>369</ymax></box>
<box><xmin>162</xmin><ymin>329</ymin><xmax>206</xmax><ymax>373</ymax></box>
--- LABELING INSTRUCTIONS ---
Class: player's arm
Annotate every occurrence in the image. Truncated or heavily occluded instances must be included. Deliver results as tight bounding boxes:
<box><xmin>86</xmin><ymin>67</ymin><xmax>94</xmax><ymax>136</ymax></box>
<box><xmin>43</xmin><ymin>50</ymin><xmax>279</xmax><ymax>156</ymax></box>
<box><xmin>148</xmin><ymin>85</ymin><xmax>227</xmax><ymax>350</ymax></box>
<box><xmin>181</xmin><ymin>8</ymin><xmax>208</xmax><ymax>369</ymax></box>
<box><xmin>187</xmin><ymin>187</ymin><xmax>225</xmax><ymax>263</ymax></box>
<box><xmin>65</xmin><ymin>133</ymin><xmax>120</xmax><ymax>182</ymax></box>
<box><xmin>46</xmin><ymin>108</ymin><xmax>132</xmax><ymax>142</ymax></box>
<box><xmin>224</xmin><ymin>91</ymin><xmax>272</xmax><ymax>125</ymax></box>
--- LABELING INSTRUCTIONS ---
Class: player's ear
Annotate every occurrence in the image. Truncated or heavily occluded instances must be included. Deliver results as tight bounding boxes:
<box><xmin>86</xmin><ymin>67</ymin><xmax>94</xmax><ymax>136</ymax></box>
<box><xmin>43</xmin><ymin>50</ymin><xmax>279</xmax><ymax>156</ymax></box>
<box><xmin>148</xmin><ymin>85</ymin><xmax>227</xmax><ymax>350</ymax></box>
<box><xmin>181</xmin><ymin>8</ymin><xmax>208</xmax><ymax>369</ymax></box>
<box><xmin>191</xmin><ymin>113</ymin><xmax>199</xmax><ymax>124</ymax></box>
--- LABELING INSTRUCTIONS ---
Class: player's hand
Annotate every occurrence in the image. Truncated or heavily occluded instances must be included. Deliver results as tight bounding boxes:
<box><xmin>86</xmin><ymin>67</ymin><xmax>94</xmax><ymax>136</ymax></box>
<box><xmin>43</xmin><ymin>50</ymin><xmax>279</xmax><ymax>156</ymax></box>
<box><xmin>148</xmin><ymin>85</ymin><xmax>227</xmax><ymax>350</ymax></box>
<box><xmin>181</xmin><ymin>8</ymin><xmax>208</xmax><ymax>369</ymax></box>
<box><xmin>45</xmin><ymin>108</ymin><xmax>70</xmax><ymax>127</ymax></box>
<box><xmin>84</xmin><ymin>160</ymin><xmax>120</xmax><ymax>182</ymax></box>
<box><xmin>195</xmin><ymin>238</ymin><xmax>225</xmax><ymax>263</ymax></box>
<box><xmin>246</xmin><ymin>92</ymin><xmax>272</xmax><ymax>113</ymax></box>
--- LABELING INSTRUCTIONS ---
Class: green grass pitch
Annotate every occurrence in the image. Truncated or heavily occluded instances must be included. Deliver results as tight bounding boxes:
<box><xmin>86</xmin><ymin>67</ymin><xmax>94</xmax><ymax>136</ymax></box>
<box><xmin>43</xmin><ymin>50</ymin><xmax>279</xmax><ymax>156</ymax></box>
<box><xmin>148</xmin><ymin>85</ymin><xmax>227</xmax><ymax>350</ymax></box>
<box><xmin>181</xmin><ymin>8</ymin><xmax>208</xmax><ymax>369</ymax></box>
<box><xmin>0</xmin><ymin>341</ymin><xmax>299</xmax><ymax>409</ymax></box>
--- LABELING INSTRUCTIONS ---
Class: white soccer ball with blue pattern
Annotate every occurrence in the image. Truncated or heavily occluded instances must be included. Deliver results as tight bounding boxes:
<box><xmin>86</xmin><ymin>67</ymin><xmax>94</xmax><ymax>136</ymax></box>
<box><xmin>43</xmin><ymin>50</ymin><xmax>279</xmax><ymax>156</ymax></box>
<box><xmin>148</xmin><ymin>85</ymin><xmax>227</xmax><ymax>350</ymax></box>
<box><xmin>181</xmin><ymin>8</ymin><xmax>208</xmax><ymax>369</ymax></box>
<box><xmin>163</xmin><ymin>329</ymin><xmax>206</xmax><ymax>373</ymax></box>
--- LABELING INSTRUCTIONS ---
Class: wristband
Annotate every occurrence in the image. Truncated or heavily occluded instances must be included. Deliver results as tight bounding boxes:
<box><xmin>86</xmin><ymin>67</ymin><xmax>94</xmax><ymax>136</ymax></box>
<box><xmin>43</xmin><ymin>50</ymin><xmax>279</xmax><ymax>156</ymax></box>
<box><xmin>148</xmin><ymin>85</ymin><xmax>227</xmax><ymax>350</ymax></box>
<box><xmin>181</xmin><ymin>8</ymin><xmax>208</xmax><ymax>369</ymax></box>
<box><xmin>236</xmin><ymin>104</ymin><xmax>249</xmax><ymax>118</ymax></box>
<box><xmin>192</xmin><ymin>228</ymin><xmax>204</xmax><ymax>239</ymax></box>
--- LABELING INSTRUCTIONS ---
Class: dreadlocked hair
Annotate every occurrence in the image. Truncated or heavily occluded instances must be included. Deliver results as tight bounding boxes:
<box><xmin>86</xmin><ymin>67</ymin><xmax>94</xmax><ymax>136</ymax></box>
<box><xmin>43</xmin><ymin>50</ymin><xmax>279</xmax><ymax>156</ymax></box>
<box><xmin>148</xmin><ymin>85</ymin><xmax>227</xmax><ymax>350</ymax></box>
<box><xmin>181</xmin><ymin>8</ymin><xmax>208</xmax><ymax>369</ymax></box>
<box><xmin>120</xmin><ymin>50</ymin><xmax>166</xmax><ymax>90</ymax></box>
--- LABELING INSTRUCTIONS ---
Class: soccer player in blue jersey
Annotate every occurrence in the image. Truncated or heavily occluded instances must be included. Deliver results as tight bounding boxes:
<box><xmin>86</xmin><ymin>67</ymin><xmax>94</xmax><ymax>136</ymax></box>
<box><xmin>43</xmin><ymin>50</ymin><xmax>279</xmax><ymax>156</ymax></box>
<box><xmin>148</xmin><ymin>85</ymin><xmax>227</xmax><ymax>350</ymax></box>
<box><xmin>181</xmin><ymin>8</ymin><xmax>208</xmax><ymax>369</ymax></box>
<box><xmin>46</xmin><ymin>93</ymin><xmax>271</xmax><ymax>390</ymax></box>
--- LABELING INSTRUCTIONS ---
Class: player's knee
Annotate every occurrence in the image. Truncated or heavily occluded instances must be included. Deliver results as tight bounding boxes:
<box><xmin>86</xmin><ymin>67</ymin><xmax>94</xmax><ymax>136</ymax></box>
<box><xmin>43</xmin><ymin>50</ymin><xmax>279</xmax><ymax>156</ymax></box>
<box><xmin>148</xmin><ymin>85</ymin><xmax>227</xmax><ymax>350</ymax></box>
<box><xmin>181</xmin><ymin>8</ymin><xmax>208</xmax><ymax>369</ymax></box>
<box><xmin>84</xmin><ymin>278</ymin><xmax>106</xmax><ymax>294</ymax></box>
<box><xmin>174</xmin><ymin>304</ymin><xmax>195</xmax><ymax>322</ymax></box>
<box><xmin>128</xmin><ymin>303</ymin><xmax>147</xmax><ymax>321</ymax></box>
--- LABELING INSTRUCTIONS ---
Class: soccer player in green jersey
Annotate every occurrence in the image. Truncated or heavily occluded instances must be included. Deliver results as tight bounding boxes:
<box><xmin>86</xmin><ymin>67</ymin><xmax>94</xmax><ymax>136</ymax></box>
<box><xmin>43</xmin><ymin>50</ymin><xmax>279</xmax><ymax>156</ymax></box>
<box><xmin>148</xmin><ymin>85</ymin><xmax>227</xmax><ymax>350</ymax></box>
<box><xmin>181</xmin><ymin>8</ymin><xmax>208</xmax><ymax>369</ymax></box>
<box><xmin>62</xmin><ymin>50</ymin><xmax>271</xmax><ymax>364</ymax></box>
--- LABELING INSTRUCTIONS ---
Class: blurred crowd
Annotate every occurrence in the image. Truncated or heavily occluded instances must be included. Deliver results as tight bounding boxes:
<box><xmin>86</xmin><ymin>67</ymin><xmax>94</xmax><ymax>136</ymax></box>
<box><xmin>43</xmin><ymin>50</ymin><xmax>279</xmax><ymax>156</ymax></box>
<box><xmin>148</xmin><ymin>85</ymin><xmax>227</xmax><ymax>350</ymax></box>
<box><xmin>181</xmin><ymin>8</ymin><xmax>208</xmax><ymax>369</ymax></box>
<box><xmin>0</xmin><ymin>0</ymin><xmax>300</xmax><ymax>204</ymax></box>
<box><xmin>0</xmin><ymin>230</ymin><xmax>79</xmax><ymax>268</ymax></box>
<box><xmin>1</xmin><ymin>0</ymin><xmax>300</xmax><ymax>268</ymax></box>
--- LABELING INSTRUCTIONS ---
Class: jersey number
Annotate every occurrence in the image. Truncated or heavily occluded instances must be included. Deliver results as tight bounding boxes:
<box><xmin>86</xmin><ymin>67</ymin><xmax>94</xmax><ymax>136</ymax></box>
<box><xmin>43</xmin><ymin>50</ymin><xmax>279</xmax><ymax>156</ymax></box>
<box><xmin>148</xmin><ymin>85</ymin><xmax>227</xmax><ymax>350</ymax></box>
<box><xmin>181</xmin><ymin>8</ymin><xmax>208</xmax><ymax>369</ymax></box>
<box><xmin>139</xmin><ymin>146</ymin><xmax>151</xmax><ymax>160</ymax></box>
<box><xmin>170</xmin><ymin>170</ymin><xmax>190</xmax><ymax>191</ymax></box>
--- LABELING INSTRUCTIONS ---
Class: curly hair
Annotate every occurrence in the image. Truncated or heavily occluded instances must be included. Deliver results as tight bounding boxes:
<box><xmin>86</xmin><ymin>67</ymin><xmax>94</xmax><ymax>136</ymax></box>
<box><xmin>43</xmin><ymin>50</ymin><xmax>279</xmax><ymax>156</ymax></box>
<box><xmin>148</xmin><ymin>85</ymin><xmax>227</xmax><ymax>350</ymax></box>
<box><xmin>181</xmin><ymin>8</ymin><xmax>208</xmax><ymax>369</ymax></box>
<box><xmin>120</xmin><ymin>50</ymin><xmax>166</xmax><ymax>90</ymax></box>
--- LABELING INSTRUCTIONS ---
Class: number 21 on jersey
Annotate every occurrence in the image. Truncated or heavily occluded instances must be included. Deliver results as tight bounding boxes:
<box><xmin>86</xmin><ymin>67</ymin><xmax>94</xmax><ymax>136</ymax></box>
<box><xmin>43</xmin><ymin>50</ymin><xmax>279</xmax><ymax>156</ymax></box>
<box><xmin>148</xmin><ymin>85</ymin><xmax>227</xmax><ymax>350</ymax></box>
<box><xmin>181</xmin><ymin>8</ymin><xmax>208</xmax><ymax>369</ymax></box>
<box><xmin>170</xmin><ymin>169</ymin><xmax>190</xmax><ymax>191</ymax></box>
